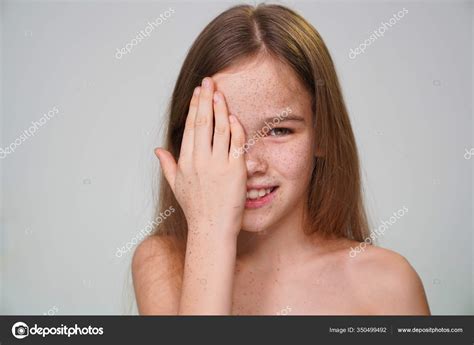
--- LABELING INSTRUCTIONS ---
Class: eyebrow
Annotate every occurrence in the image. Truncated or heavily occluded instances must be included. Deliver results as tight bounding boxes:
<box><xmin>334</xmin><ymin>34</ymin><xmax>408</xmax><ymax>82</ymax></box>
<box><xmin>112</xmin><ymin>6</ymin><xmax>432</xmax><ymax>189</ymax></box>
<box><xmin>261</xmin><ymin>114</ymin><xmax>306</xmax><ymax>125</ymax></box>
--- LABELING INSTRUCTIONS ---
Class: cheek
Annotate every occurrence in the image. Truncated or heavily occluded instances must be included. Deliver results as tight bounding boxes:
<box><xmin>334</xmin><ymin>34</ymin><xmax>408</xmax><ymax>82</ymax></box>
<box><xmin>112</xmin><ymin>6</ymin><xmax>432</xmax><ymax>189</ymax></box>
<box><xmin>266</xmin><ymin>139</ymin><xmax>314</xmax><ymax>180</ymax></box>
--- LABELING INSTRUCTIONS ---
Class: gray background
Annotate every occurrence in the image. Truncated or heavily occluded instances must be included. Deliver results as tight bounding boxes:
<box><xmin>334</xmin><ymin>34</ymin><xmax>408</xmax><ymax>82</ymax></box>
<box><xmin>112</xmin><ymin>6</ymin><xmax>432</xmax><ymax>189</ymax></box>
<box><xmin>0</xmin><ymin>0</ymin><xmax>472</xmax><ymax>315</ymax></box>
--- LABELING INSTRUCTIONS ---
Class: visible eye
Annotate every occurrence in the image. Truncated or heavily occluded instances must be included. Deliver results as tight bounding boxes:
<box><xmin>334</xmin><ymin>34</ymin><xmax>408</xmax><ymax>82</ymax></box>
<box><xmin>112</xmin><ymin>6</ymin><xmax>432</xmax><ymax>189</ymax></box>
<box><xmin>268</xmin><ymin>128</ymin><xmax>293</xmax><ymax>137</ymax></box>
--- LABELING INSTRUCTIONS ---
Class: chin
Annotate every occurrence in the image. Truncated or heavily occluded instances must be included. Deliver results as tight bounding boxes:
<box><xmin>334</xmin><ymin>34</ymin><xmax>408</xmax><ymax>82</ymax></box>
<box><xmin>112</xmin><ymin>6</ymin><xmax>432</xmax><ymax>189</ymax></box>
<box><xmin>240</xmin><ymin>212</ymin><xmax>274</xmax><ymax>233</ymax></box>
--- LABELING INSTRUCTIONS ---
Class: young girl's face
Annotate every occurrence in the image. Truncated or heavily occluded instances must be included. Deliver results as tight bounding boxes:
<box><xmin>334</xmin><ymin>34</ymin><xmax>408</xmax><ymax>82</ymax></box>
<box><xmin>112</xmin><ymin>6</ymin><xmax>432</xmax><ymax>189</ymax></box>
<box><xmin>212</xmin><ymin>55</ymin><xmax>316</xmax><ymax>233</ymax></box>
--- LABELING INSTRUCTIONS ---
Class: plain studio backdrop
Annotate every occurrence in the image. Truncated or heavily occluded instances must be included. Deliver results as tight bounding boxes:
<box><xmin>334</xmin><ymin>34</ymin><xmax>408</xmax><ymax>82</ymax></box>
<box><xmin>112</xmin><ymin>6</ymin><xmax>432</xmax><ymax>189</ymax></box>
<box><xmin>0</xmin><ymin>0</ymin><xmax>472</xmax><ymax>315</ymax></box>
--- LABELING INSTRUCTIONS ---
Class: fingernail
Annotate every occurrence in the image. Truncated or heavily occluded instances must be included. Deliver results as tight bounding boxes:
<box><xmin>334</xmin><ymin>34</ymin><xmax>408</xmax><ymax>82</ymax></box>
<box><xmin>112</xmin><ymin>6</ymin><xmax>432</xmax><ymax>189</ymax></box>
<box><xmin>194</xmin><ymin>87</ymin><xmax>201</xmax><ymax>96</ymax></box>
<box><xmin>213</xmin><ymin>91</ymin><xmax>221</xmax><ymax>103</ymax></box>
<box><xmin>202</xmin><ymin>77</ymin><xmax>211</xmax><ymax>89</ymax></box>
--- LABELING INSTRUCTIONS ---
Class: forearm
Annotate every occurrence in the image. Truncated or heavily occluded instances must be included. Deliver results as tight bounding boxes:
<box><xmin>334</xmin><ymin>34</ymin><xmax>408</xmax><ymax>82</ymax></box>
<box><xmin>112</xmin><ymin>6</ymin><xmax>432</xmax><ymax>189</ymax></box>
<box><xmin>178</xmin><ymin>224</ymin><xmax>237</xmax><ymax>315</ymax></box>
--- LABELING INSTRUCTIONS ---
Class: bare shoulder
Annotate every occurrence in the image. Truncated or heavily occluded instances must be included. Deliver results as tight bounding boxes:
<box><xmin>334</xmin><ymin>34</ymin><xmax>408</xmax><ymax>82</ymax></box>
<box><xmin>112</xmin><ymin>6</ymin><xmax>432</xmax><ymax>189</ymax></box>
<box><xmin>132</xmin><ymin>235</ymin><xmax>182</xmax><ymax>315</ymax></box>
<box><xmin>341</xmin><ymin>242</ymin><xmax>431</xmax><ymax>315</ymax></box>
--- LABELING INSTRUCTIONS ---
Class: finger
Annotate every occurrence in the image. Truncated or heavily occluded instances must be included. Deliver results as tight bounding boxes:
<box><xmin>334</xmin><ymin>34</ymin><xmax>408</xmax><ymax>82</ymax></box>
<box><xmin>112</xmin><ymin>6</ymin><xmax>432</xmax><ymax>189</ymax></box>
<box><xmin>228</xmin><ymin>115</ymin><xmax>246</xmax><ymax>163</ymax></box>
<box><xmin>154</xmin><ymin>148</ymin><xmax>177</xmax><ymax>193</ymax></box>
<box><xmin>212</xmin><ymin>91</ymin><xmax>231</xmax><ymax>160</ymax></box>
<box><xmin>180</xmin><ymin>86</ymin><xmax>201</xmax><ymax>160</ymax></box>
<box><xmin>194</xmin><ymin>77</ymin><xmax>214</xmax><ymax>157</ymax></box>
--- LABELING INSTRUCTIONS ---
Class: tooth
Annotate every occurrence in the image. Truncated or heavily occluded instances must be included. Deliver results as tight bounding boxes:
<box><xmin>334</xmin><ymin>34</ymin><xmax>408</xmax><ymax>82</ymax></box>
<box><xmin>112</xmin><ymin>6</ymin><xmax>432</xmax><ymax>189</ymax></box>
<box><xmin>248</xmin><ymin>190</ymin><xmax>259</xmax><ymax>199</ymax></box>
<box><xmin>247</xmin><ymin>188</ymin><xmax>275</xmax><ymax>200</ymax></box>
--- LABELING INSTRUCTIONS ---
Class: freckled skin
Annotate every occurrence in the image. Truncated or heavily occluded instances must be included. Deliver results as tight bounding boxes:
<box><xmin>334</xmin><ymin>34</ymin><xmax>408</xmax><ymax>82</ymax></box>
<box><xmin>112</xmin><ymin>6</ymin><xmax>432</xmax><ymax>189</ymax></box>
<box><xmin>134</xmin><ymin>55</ymin><xmax>430</xmax><ymax>316</ymax></box>
<box><xmin>211</xmin><ymin>56</ymin><xmax>430</xmax><ymax>315</ymax></box>
<box><xmin>213</xmin><ymin>56</ymin><xmax>315</xmax><ymax>235</ymax></box>
<box><xmin>213</xmin><ymin>56</ymin><xmax>341</xmax><ymax>314</ymax></box>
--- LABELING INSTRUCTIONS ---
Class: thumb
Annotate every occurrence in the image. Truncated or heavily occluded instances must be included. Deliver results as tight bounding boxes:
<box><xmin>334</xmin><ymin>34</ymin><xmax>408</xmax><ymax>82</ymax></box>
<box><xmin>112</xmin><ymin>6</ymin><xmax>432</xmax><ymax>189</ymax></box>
<box><xmin>154</xmin><ymin>148</ymin><xmax>177</xmax><ymax>192</ymax></box>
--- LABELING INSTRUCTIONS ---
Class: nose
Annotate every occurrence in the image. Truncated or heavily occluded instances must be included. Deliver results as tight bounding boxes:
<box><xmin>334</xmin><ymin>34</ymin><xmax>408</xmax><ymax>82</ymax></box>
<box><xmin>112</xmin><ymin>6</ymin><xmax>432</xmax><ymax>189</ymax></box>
<box><xmin>245</xmin><ymin>145</ymin><xmax>268</xmax><ymax>176</ymax></box>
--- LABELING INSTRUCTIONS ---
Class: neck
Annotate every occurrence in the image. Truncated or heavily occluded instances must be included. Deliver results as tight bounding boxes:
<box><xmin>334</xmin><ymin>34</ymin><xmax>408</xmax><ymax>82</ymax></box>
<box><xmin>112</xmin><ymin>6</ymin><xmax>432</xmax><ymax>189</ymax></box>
<box><xmin>236</xmin><ymin>203</ymin><xmax>324</xmax><ymax>269</ymax></box>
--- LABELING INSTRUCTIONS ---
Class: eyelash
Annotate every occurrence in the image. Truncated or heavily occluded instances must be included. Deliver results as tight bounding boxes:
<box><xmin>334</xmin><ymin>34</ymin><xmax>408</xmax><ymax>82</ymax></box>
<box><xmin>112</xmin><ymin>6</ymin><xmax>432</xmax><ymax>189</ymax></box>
<box><xmin>268</xmin><ymin>127</ymin><xmax>293</xmax><ymax>137</ymax></box>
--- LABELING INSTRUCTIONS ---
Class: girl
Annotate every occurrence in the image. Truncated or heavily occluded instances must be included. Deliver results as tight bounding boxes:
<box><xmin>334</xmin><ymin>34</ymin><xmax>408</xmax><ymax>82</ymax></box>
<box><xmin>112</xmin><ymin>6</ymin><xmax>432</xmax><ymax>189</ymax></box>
<box><xmin>132</xmin><ymin>3</ymin><xmax>430</xmax><ymax>315</ymax></box>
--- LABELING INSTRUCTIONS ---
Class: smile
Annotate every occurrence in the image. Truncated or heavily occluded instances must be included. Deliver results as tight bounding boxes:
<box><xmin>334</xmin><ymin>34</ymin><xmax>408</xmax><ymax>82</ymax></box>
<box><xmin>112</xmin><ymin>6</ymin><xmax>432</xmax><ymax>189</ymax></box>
<box><xmin>245</xmin><ymin>186</ymin><xmax>278</xmax><ymax>209</ymax></box>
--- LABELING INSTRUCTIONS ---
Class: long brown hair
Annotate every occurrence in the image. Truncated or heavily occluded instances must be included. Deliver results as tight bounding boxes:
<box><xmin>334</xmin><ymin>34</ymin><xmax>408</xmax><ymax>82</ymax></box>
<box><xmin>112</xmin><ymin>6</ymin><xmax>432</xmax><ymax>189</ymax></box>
<box><xmin>152</xmin><ymin>3</ymin><xmax>369</xmax><ymax>267</ymax></box>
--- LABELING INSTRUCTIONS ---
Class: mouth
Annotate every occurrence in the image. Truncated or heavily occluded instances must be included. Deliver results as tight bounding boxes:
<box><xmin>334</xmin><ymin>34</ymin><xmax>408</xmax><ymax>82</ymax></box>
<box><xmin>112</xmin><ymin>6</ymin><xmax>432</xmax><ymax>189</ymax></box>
<box><xmin>245</xmin><ymin>186</ymin><xmax>279</xmax><ymax>209</ymax></box>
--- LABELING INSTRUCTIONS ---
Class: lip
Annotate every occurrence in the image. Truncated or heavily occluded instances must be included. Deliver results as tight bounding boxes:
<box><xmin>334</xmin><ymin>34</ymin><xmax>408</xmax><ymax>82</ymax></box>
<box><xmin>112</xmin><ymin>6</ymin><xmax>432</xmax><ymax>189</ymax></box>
<box><xmin>245</xmin><ymin>186</ymin><xmax>278</xmax><ymax>209</ymax></box>
<box><xmin>246</xmin><ymin>185</ymin><xmax>276</xmax><ymax>191</ymax></box>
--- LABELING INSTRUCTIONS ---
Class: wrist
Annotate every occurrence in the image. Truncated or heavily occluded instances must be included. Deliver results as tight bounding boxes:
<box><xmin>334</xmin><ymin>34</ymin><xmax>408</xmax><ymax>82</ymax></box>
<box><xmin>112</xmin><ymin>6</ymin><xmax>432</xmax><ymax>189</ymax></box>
<box><xmin>188</xmin><ymin>222</ymin><xmax>239</xmax><ymax>245</ymax></box>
